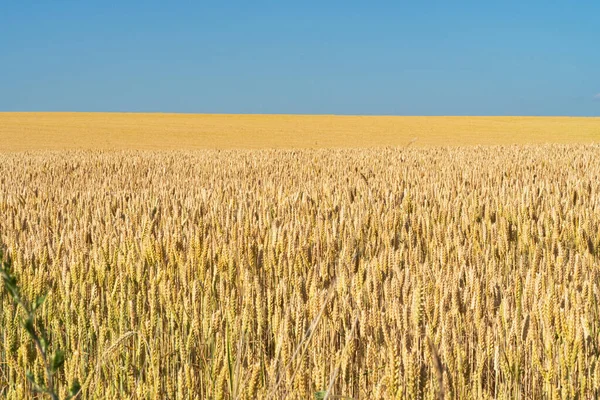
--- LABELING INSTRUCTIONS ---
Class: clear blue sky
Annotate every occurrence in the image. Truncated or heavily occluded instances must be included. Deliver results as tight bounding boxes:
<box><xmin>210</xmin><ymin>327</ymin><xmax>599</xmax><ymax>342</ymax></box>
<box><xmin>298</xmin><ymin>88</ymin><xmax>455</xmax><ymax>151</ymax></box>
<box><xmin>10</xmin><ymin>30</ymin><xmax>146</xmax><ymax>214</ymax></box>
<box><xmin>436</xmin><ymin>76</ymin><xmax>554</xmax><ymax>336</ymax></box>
<box><xmin>1</xmin><ymin>1</ymin><xmax>599</xmax><ymax>115</ymax></box>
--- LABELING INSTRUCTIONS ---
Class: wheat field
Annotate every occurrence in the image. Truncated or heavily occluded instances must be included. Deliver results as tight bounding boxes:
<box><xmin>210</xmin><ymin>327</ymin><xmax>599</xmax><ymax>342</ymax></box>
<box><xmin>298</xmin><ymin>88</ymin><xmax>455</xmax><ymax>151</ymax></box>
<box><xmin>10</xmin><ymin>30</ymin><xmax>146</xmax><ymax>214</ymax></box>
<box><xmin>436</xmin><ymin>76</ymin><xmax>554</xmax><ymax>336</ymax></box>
<box><xmin>1</xmin><ymin>139</ymin><xmax>600</xmax><ymax>398</ymax></box>
<box><xmin>1</xmin><ymin>113</ymin><xmax>599</xmax><ymax>150</ymax></box>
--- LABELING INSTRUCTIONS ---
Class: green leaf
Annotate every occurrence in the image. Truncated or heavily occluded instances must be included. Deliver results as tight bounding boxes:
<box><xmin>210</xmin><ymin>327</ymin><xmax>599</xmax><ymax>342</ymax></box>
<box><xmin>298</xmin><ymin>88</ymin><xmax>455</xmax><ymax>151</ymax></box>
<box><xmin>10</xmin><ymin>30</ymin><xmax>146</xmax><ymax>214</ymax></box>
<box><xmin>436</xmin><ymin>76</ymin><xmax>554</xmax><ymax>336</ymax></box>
<box><xmin>1</xmin><ymin>252</ymin><xmax>12</xmax><ymax>269</ymax></box>
<box><xmin>50</xmin><ymin>349</ymin><xmax>65</xmax><ymax>373</ymax></box>
<box><xmin>4</xmin><ymin>284</ymin><xmax>19</xmax><ymax>300</ymax></box>
<box><xmin>25</xmin><ymin>370</ymin><xmax>35</xmax><ymax>384</ymax></box>
<box><xmin>0</xmin><ymin>262</ymin><xmax>21</xmax><ymax>302</ymax></box>
<box><xmin>22</xmin><ymin>317</ymin><xmax>35</xmax><ymax>338</ymax></box>
<box><xmin>32</xmin><ymin>295</ymin><xmax>46</xmax><ymax>312</ymax></box>
<box><xmin>37</xmin><ymin>321</ymin><xmax>49</xmax><ymax>347</ymax></box>
<box><xmin>26</xmin><ymin>370</ymin><xmax>47</xmax><ymax>393</ymax></box>
<box><xmin>67</xmin><ymin>378</ymin><xmax>81</xmax><ymax>399</ymax></box>
<box><xmin>0</xmin><ymin>270</ymin><xmax>14</xmax><ymax>285</ymax></box>
<box><xmin>39</xmin><ymin>336</ymin><xmax>48</xmax><ymax>354</ymax></box>
<box><xmin>315</xmin><ymin>391</ymin><xmax>327</xmax><ymax>400</ymax></box>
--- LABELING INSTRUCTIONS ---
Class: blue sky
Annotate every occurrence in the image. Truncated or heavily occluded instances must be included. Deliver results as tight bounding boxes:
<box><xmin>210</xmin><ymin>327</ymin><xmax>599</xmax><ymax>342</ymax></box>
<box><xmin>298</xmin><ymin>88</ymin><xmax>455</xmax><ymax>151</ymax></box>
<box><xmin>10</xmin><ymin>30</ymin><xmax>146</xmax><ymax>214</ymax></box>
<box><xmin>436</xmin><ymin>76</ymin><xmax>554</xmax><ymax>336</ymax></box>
<box><xmin>1</xmin><ymin>1</ymin><xmax>599</xmax><ymax>115</ymax></box>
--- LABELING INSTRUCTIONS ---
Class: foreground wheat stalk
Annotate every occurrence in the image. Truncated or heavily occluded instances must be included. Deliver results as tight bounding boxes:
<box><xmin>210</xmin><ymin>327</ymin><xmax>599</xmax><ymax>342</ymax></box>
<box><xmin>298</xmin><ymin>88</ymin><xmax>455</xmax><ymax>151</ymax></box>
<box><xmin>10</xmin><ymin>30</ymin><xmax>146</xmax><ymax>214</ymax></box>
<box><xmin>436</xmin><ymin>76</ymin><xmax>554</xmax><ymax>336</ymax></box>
<box><xmin>1</xmin><ymin>145</ymin><xmax>599</xmax><ymax>399</ymax></box>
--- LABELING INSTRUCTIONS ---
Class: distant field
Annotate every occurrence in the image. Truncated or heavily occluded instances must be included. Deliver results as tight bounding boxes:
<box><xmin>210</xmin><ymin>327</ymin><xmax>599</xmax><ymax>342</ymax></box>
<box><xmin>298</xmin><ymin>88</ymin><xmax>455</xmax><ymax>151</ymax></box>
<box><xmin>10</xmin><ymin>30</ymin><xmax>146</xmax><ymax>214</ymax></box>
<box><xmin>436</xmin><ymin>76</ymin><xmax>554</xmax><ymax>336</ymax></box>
<box><xmin>0</xmin><ymin>112</ymin><xmax>599</xmax><ymax>151</ymax></box>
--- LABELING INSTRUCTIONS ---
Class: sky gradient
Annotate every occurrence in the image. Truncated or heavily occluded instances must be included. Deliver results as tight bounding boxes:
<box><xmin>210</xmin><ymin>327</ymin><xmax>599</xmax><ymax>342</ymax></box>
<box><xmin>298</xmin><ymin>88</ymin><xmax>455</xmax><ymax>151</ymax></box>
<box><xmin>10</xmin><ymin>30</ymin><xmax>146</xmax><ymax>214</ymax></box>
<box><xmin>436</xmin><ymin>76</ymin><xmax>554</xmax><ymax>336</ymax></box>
<box><xmin>1</xmin><ymin>1</ymin><xmax>599</xmax><ymax>115</ymax></box>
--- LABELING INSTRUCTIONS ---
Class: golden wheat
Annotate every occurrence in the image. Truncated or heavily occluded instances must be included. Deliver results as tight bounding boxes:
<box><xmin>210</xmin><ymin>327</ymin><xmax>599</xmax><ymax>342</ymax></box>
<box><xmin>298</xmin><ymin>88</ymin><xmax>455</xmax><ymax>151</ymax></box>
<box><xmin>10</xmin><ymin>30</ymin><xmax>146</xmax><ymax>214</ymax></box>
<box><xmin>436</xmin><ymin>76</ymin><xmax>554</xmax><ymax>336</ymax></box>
<box><xmin>0</xmin><ymin>145</ymin><xmax>599</xmax><ymax>398</ymax></box>
<box><xmin>1</xmin><ymin>113</ymin><xmax>600</xmax><ymax>151</ymax></box>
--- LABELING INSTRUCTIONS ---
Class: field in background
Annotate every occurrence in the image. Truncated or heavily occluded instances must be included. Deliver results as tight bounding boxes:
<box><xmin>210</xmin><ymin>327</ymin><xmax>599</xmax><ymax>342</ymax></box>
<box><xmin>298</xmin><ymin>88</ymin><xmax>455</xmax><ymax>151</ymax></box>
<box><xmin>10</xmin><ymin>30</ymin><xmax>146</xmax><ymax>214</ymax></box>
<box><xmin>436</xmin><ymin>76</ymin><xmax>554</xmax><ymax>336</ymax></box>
<box><xmin>1</xmin><ymin>146</ymin><xmax>600</xmax><ymax>398</ymax></box>
<box><xmin>0</xmin><ymin>112</ymin><xmax>599</xmax><ymax>151</ymax></box>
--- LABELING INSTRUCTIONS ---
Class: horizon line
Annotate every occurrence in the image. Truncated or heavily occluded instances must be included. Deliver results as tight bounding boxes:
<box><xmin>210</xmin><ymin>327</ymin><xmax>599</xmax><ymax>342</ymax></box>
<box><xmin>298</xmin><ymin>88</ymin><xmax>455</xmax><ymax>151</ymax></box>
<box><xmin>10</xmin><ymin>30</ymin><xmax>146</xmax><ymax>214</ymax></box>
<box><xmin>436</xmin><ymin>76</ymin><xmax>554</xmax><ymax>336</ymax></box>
<box><xmin>1</xmin><ymin>111</ymin><xmax>599</xmax><ymax>118</ymax></box>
